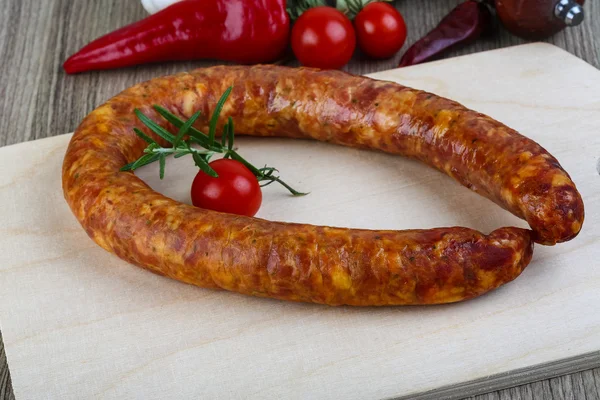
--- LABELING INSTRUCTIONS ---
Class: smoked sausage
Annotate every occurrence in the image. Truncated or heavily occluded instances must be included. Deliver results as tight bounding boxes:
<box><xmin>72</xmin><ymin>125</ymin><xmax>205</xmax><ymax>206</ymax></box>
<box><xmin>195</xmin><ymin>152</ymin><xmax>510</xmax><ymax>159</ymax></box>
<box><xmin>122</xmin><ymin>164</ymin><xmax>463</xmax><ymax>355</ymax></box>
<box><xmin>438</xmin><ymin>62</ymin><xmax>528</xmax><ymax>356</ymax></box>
<box><xmin>62</xmin><ymin>66</ymin><xmax>583</xmax><ymax>306</ymax></box>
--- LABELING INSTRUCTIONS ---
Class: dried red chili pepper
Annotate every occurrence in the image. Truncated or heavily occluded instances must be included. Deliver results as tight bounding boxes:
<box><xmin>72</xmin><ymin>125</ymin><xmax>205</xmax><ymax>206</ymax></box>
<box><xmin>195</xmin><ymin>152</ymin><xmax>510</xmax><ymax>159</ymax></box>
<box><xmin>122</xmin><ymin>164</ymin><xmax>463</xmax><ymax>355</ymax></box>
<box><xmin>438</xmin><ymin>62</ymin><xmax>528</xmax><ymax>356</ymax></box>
<box><xmin>398</xmin><ymin>0</ymin><xmax>493</xmax><ymax>68</ymax></box>
<box><xmin>64</xmin><ymin>0</ymin><xmax>290</xmax><ymax>74</ymax></box>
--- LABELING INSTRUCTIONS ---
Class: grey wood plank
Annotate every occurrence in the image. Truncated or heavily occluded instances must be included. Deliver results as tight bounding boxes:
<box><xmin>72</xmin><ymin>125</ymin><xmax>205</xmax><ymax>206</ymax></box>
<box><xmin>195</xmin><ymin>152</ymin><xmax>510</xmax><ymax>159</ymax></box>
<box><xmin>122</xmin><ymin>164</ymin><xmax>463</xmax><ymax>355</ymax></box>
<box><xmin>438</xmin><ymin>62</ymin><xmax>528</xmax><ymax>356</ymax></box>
<box><xmin>0</xmin><ymin>0</ymin><xmax>599</xmax><ymax>399</ymax></box>
<box><xmin>550</xmin><ymin>374</ymin><xmax>574</xmax><ymax>400</ymax></box>
<box><xmin>465</xmin><ymin>368</ymin><xmax>600</xmax><ymax>400</ymax></box>
<box><xmin>0</xmin><ymin>332</ymin><xmax>14</xmax><ymax>400</ymax></box>
<box><xmin>570</xmin><ymin>370</ymin><xmax>591</xmax><ymax>400</ymax></box>
<box><xmin>505</xmin><ymin>385</ymin><xmax>533</xmax><ymax>400</ymax></box>
<box><xmin>581</xmin><ymin>369</ymin><xmax>600</xmax><ymax>400</ymax></box>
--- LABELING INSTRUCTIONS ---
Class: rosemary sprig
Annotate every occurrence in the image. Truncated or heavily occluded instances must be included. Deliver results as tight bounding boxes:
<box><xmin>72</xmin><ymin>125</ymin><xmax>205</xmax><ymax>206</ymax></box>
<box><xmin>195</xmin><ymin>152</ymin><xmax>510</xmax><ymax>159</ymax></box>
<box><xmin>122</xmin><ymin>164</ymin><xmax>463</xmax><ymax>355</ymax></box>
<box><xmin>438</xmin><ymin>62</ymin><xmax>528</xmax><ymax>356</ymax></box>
<box><xmin>120</xmin><ymin>86</ymin><xmax>307</xmax><ymax>196</ymax></box>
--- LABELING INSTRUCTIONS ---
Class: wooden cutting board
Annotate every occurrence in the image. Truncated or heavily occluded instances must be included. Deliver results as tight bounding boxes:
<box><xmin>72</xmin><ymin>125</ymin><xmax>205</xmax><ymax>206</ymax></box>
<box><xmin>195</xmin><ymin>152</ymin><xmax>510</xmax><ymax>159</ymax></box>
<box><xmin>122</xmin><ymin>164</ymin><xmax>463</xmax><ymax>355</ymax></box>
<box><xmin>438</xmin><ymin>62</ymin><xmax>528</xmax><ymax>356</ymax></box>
<box><xmin>1</xmin><ymin>43</ymin><xmax>599</xmax><ymax>400</ymax></box>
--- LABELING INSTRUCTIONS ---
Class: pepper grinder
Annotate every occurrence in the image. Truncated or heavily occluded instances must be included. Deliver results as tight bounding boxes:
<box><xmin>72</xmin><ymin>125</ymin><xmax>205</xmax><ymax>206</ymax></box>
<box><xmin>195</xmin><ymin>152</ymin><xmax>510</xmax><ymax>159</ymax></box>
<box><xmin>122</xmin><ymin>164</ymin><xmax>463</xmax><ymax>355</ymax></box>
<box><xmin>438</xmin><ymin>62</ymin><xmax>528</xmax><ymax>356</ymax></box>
<box><xmin>495</xmin><ymin>0</ymin><xmax>585</xmax><ymax>39</ymax></box>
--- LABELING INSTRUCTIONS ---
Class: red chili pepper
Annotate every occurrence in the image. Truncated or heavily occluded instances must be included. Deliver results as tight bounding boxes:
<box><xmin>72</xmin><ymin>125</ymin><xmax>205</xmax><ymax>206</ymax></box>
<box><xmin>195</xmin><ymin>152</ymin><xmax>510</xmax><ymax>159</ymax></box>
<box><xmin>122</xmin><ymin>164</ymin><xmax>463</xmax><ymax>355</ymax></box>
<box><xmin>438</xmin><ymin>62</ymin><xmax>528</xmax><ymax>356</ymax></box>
<box><xmin>398</xmin><ymin>0</ymin><xmax>493</xmax><ymax>68</ymax></box>
<box><xmin>64</xmin><ymin>0</ymin><xmax>290</xmax><ymax>74</ymax></box>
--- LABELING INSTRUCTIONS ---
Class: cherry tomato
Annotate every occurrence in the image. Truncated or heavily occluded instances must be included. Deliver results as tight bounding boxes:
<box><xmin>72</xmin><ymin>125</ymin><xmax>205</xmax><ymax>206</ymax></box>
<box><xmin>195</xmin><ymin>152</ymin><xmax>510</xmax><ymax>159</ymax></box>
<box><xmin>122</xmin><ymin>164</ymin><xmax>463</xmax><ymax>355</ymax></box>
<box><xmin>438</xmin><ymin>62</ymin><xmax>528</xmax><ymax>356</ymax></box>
<box><xmin>354</xmin><ymin>2</ymin><xmax>407</xmax><ymax>59</ymax></box>
<box><xmin>291</xmin><ymin>7</ymin><xmax>356</xmax><ymax>69</ymax></box>
<box><xmin>191</xmin><ymin>159</ymin><xmax>262</xmax><ymax>217</ymax></box>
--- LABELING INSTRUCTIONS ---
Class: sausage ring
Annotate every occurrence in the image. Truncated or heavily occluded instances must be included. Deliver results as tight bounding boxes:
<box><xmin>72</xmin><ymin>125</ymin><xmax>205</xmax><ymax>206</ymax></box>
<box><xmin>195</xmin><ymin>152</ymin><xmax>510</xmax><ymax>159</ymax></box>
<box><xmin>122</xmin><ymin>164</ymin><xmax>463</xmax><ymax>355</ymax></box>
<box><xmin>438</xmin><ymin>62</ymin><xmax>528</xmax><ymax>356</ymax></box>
<box><xmin>62</xmin><ymin>66</ymin><xmax>583</xmax><ymax>306</ymax></box>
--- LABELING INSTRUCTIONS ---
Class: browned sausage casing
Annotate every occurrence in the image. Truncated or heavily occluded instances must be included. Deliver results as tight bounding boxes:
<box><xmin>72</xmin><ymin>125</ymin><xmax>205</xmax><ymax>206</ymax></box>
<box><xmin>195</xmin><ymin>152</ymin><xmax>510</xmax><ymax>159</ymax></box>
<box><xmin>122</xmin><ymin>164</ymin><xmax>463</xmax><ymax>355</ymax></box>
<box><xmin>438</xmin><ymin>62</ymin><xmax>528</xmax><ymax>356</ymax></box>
<box><xmin>62</xmin><ymin>66</ymin><xmax>583</xmax><ymax>306</ymax></box>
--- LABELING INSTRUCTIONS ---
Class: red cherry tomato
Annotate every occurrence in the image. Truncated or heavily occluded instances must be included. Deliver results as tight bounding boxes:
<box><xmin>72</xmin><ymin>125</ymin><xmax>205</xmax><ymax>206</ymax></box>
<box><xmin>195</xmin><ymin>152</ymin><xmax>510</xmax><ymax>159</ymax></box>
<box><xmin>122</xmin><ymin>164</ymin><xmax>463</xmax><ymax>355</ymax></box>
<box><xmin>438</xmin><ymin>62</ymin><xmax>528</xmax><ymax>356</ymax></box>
<box><xmin>191</xmin><ymin>159</ymin><xmax>262</xmax><ymax>217</ymax></box>
<box><xmin>291</xmin><ymin>7</ymin><xmax>356</xmax><ymax>69</ymax></box>
<box><xmin>354</xmin><ymin>2</ymin><xmax>407</xmax><ymax>59</ymax></box>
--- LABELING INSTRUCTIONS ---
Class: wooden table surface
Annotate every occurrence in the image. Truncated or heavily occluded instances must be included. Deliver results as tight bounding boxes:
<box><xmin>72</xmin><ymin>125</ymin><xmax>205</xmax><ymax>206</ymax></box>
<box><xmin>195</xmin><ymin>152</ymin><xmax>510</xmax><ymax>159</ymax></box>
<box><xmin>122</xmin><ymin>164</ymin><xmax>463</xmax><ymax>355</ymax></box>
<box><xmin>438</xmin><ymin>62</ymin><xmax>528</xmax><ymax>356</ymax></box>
<box><xmin>0</xmin><ymin>0</ymin><xmax>599</xmax><ymax>399</ymax></box>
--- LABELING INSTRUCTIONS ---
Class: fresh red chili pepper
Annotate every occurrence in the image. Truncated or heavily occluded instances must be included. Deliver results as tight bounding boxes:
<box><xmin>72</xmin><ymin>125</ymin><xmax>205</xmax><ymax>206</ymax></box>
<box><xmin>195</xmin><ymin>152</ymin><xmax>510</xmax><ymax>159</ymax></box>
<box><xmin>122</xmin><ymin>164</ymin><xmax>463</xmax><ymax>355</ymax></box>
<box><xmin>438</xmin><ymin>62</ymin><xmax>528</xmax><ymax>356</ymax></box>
<box><xmin>63</xmin><ymin>0</ymin><xmax>290</xmax><ymax>74</ymax></box>
<box><xmin>398</xmin><ymin>0</ymin><xmax>493</xmax><ymax>68</ymax></box>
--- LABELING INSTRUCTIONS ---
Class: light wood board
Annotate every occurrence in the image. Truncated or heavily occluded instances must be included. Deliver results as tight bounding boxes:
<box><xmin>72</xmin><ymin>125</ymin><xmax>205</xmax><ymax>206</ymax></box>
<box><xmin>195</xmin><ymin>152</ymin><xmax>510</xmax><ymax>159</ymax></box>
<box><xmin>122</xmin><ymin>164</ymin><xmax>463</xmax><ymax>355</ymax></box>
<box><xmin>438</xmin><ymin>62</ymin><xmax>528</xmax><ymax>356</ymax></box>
<box><xmin>0</xmin><ymin>43</ymin><xmax>599</xmax><ymax>400</ymax></box>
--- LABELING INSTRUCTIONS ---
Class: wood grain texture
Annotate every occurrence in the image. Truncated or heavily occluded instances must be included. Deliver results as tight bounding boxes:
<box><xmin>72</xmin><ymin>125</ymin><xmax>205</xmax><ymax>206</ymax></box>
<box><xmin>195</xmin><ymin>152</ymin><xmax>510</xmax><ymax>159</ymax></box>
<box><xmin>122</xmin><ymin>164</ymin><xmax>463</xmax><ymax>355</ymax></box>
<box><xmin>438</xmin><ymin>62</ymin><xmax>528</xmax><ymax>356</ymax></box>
<box><xmin>0</xmin><ymin>1</ymin><xmax>598</xmax><ymax>399</ymax></box>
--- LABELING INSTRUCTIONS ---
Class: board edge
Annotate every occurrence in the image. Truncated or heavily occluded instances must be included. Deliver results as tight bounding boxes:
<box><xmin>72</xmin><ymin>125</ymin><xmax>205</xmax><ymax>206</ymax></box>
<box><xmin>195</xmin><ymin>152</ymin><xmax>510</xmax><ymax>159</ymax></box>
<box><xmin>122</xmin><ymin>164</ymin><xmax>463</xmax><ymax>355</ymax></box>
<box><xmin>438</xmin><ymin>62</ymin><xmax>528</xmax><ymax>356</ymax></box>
<box><xmin>393</xmin><ymin>351</ymin><xmax>600</xmax><ymax>400</ymax></box>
